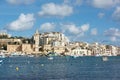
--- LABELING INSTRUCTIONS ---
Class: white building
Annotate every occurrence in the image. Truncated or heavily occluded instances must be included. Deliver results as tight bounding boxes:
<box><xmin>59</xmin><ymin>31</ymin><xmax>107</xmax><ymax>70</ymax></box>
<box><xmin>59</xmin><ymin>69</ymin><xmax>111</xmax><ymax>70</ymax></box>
<box><xmin>0</xmin><ymin>31</ymin><xmax>11</xmax><ymax>38</ymax></box>
<box><xmin>40</xmin><ymin>32</ymin><xmax>69</xmax><ymax>46</ymax></box>
<box><xmin>70</xmin><ymin>47</ymin><xmax>88</xmax><ymax>56</ymax></box>
<box><xmin>33</xmin><ymin>30</ymin><xmax>40</xmax><ymax>52</ymax></box>
<box><xmin>33</xmin><ymin>30</ymin><xmax>69</xmax><ymax>53</ymax></box>
<box><xmin>52</xmin><ymin>41</ymin><xmax>65</xmax><ymax>46</ymax></box>
<box><xmin>111</xmin><ymin>46</ymin><xmax>117</xmax><ymax>56</ymax></box>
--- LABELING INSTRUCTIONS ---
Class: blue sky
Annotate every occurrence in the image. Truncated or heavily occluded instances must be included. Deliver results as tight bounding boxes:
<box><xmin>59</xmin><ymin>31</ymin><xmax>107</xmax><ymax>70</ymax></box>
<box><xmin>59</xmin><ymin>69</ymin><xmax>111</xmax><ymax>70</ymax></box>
<box><xmin>0</xmin><ymin>0</ymin><xmax>120</xmax><ymax>45</ymax></box>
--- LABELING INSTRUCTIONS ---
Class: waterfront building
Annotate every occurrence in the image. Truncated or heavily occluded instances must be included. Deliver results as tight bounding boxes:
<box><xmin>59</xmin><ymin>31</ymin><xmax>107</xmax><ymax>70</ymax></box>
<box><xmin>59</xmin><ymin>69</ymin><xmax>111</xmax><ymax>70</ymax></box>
<box><xmin>101</xmin><ymin>45</ymin><xmax>118</xmax><ymax>56</ymax></box>
<box><xmin>21</xmin><ymin>44</ymin><xmax>33</xmax><ymax>54</ymax></box>
<box><xmin>7</xmin><ymin>43</ymin><xmax>33</xmax><ymax>54</ymax></box>
<box><xmin>65</xmin><ymin>42</ymin><xmax>92</xmax><ymax>56</ymax></box>
<box><xmin>0</xmin><ymin>30</ymin><xmax>119</xmax><ymax>56</ymax></box>
<box><xmin>70</xmin><ymin>47</ymin><xmax>88</xmax><ymax>56</ymax></box>
<box><xmin>0</xmin><ymin>39</ymin><xmax>22</xmax><ymax>45</ymax></box>
<box><xmin>33</xmin><ymin>30</ymin><xmax>41</xmax><ymax>52</ymax></box>
<box><xmin>42</xmin><ymin>44</ymin><xmax>52</xmax><ymax>53</ymax></box>
<box><xmin>117</xmin><ymin>47</ymin><xmax>120</xmax><ymax>56</ymax></box>
<box><xmin>111</xmin><ymin>46</ymin><xmax>117</xmax><ymax>56</ymax></box>
<box><xmin>33</xmin><ymin>30</ymin><xmax>69</xmax><ymax>54</ymax></box>
<box><xmin>52</xmin><ymin>46</ymin><xmax>66</xmax><ymax>55</ymax></box>
<box><xmin>104</xmin><ymin>49</ymin><xmax>112</xmax><ymax>56</ymax></box>
<box><xmin>52</xmin><ymin>40</ymin><xmax>65</xmax><ymax>46</ymax></box>
<box><xmin>7</xmin><ymin>44</ymin><xmax>21</xmax><ymax>53</ymax></box>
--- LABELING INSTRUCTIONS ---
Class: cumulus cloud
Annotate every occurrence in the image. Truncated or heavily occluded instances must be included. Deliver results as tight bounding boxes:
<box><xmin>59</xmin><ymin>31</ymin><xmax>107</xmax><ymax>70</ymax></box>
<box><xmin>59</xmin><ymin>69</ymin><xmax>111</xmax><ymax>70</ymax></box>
<box><xmin>38</xmin><ymin>3</ymin><xmax>73</xmax><ymax>17</ymax></box>
<box><xmin>81</xmin><ymin>24</ymin><xmax>89</xmax><ymax>32</ymax></box>
<box><xmin>6</xmin><ymin>13</ymin><xmax>35</xmax><ymax>31</ymax></box>
<box><xmin>112</xmin><ymin>6</ymin><xmax>120</xmax><ymax>21</ymax></box>
<box><xmin>39</xmin><ymin>22</ymin><xmax>56</xmax><ymax>32</ymax></box>
<box><xmin>61</xmin><ymin>23</ymin><xmax>81</xmax><ymax>35</ymax></box>
<box><xmin>91</xmin><ymin>28</ymin><xmax>97</xmax><ymax>35</ymax></box>
<box><xmin>61</xmin><ymin>23</ymin><xmax>90</xmax><ymax>41</ymax></box>
<box><xmin>6</xmin><ymin>0</ymin><xmax>35</xmax><ymax>5</ymax></box>
<box><xmin>91</xmin><ymin>0</ymin><xmax>120</xmax><ymax>9</ymax></box>
<box><xmin>98</xmin><ymin>12</ymin><xmax>105</xmax><ymax>18</ymax></box>
<box><xmin>61</xmin><ymin>23</ymin><xmax>90</xmax><ymax>38</ymax></box>
<box><xmin>104</xmin><ymin>28</ymin><xmax>120</xmax><ymax>42</ymax></box>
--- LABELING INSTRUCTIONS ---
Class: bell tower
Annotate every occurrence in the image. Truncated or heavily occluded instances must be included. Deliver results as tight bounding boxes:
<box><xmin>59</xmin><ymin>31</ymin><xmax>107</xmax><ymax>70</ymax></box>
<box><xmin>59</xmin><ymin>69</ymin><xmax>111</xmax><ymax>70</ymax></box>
<box><xmin>34</xmin><ymin>30</ymin><xmax>40</xmax><ymax>52</ymax></box>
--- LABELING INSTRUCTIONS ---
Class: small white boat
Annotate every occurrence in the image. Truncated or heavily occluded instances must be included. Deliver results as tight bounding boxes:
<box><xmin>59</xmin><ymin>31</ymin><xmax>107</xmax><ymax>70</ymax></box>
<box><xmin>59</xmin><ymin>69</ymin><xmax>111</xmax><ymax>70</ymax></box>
<box><xmin>95</xmin><ymin>54</ymin><xmax>102</xmax><ymax>57</ymax></box>
<box><xmin>102</xmin><ymin>57</ymin><xmax>108</xmax><ymax>61</ymax></box>
<box><xmin>28</xmin><ymin>55</ymin><xmax>34</xmax><ymax>57</ymax></box>
<box><xmin>73</xmin><ymin>55</ymin><xmax>79</xmax><ymax>58</ymax></box>
<box><xmin>48</xmin><ymin>57</ymin><xmax>53</xmax><ymax>60</ymax></box>
<box><xmin>0</xmin><ymin>60</ymin><xmax>2</xmax><ymax>63</ymax></box>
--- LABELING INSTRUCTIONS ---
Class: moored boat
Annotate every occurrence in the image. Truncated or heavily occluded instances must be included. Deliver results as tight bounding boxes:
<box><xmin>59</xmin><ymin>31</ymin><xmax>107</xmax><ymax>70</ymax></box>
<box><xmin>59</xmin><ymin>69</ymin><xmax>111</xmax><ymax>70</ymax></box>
<box><xmin>0</xmin><ymin>60</ymin><xmax>3</xmax><ymax>63</ymax></box>
<box><xmin>102</xmin><ymin>56</ymin><xmax>108</xmax><ymax>61</ymax></box>
<box><xmin>48</xmin><ymin>57</ymin><xmax>53</xmax><ymax>60</ymax></box>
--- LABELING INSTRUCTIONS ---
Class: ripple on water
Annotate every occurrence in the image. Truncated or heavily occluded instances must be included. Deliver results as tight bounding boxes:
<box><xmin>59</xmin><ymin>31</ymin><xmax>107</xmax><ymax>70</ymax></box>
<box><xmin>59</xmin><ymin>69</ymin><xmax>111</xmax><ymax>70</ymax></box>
<box><xmin>0</xmin><ymin>56</ymin><xmax>119</xmax><ymax>80</ymax></box>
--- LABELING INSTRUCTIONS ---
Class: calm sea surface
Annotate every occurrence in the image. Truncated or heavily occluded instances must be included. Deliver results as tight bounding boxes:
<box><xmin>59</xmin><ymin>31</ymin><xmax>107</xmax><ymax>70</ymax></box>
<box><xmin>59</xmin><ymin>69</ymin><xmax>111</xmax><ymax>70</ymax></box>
<box><xmin>0</xmin><ymin>56</ymin><xmax>120</xmax><ymax>80</ymax></box>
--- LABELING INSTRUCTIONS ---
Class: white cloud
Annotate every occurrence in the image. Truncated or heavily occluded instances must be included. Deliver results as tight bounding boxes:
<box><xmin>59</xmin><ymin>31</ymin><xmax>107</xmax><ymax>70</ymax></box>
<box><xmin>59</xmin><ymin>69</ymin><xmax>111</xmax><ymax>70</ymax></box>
<box><xmin>112</xmin><ymin>6</ymin><xmax>120</xmax><ymax>21</ymax></box>
<box><xmin>39</xmin><ymin>22</ymin><xmax>90</xmax><ymax>41</ymax></box>
<box><xmin>98</xmin><ymin>12</ymin><xmax>105</xmax><ymax>18</ymax></box>
<box><xmin>104</xmin><ymin>28</ymin><xmax>120</xmax><ymax>42</ymax></box>
<box><xmin>6</xmin><ymin>0</ymin><xmax>35</xmax><ymax>5</ymax></box>
<box><xmin>64</xmin><ymin>0</ymin><xmax>83</xmax><ymax>6</ymax></box>
<box><xmin>81</xmin><ymin>24</ymin><xmax>89</xmax><ymax>32</ymax></box>
<box><xmin>61</xmin><ymin>24</ymin><xmax>81</xmax><ymax>35</ymax></box>
<box><xmin>61</xmin><ymin>23</ymin><xmax>89</xmax><ymax>41</ymax></box>
<box><xmin>110</xmin><ymin>36</ymin><xmax>116</xmax><ymax>42</ymax></box>
<box><xmin>7</xmin><ymin>13</ymin><xmax>35</xmax><ymax>31</ymax></box>
<box><xmin>61</xmin><ymin>23</ymin><xmax>90</xmax><ymax>39</ymax></box>
<box><xmin>105</xmin><ymin>28</ymin><xmax>120</xmax><ymax>37</ymax></box>
<box><xmin>75</xmin><ymin>0</ymin><xmax>83</xmax><ymax>5</ymax></box>
<box><xmin>91</xmin><ymin>0</ymin><xmax>120</xmax><ymax>9</ymax></box>
<box><xmin>0</xmin><ymin>30</ymin><xmax>7</xmax><ymax>33</ymax></box>
<box><xmin>91</xmin><ymin>28</ymin><xmax>97</xmax><ymax>35</ymax></box>
<box><xmin>38</xmin><ymin>3</ymin><xmax>73</xmax><ymax>17</ymax></box>
<box><xmin>39</xmin><ymin>22</ymin><xmax>56</xmax><ymax>32</ymax></box>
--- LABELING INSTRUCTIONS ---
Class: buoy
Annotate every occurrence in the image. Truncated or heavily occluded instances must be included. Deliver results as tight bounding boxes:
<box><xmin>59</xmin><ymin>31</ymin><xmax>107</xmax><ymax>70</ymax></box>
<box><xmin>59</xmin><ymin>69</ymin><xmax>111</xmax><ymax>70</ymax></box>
<box><xmin>41</xmin><ymin>64</ymin><xmax>44</xmax><ymax>66</ymax></box>
<box><xmin>16</xmin><ymin>67</ymin><xmax>19</xmax><ymax>71</ymax></box>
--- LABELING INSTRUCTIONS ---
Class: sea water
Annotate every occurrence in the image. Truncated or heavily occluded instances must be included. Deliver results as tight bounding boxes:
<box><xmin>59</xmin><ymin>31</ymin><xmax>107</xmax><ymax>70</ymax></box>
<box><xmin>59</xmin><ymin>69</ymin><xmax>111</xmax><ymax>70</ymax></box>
<box><xmin>0</xmin><ymin>56</ymin><xmax>120</xmax><ymax>80</ymax></box>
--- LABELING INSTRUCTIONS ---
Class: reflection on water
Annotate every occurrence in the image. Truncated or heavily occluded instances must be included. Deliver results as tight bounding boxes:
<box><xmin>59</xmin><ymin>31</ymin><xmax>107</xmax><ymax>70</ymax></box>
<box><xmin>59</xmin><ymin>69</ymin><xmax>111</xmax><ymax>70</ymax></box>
<box><xmin>0</xmin><ymin>56</ymin><xmax>120</xmax><ymax>80</ymax></box>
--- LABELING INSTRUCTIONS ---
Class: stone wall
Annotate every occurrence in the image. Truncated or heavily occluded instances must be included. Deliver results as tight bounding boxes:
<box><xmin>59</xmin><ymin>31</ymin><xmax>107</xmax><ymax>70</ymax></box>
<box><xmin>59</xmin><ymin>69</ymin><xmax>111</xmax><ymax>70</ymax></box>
<box><xmin>7</xmin><ymin>44</ymin><xmax>21</xmax><ymax>53</ymax></box>
<box><xmin>22</xmin><ymin>44</ymin><xmax>33</xmax><ymax>54</ymax></box>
